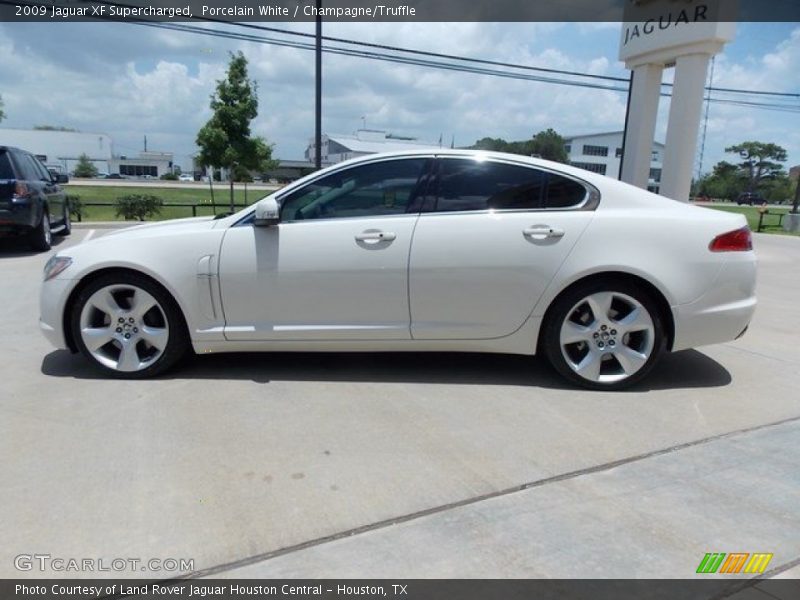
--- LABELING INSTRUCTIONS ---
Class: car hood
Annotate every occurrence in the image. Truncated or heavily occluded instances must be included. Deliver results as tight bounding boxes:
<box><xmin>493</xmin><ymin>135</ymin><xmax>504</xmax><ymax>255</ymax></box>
<box><xmin>100</xmin><ymin>216</ymin><xmax>218</xmax><ymax>240</ymax></box>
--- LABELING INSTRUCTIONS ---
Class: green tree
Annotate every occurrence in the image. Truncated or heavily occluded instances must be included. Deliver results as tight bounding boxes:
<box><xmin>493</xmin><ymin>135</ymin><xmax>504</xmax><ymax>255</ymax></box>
<box><xmin>697</xmin><ymin>161</ymin><xmax>746</xmax><ymax>202</ymax></box>
<box><xmin>529</xmin><ymin>128</ymin><xmax>568</xmax><ymax>163</ymax></box>
<box><xmin>469</xmin><ymin>129</ymin><xmax>568</xmax><ymax>163</ymax></box>
<box><xmin>33</xmin><ymin>125</ymin><xmax>77</xmax><ymax>132</ymax></box>
<box><xmin>115</xmin><ymin>194</ymin><xmax>163</xmax><ymax>221</ymax></box>
<box><xmin>0</xmin><ymin>94</ymin><xmax>5</xmax><ymax>123</ymax></box>
<box><xmin>761</xmin><ymin>171</ymin><xmax>793</xmax><ymax>203</ymax></box>
<box><xmin>196</xmin><ymin>51</ymin><xmax>277</xmax><ymax>210</ymax></box>
<box><xmin>73</xmin><ymin>153</ymin><xmax>98</xmax><ymax>178</ymax></box>
<box><xmin>725</xmin><ymin>141</ymin><xmax>787</xmax><ymax>193</ymax></box>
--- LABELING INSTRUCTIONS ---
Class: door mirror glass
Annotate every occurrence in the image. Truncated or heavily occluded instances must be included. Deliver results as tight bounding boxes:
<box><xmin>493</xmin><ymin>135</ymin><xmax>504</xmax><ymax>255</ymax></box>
<box><xmin>254</xmin><ymin>196</ymin><xmax>280</xmax><ymax>227</ymax></box>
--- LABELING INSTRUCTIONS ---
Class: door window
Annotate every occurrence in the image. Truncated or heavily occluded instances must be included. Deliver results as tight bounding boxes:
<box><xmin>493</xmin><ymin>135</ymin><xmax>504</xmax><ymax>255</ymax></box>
<box><xmin>280</xmin><ymin>158</ymin><xmax>430</xmax><ymax>222</ymax></box>
<box><xmin>434</xmin><ymin>159</ymin><xmax>587</xmax><ymax>212</ymax></box>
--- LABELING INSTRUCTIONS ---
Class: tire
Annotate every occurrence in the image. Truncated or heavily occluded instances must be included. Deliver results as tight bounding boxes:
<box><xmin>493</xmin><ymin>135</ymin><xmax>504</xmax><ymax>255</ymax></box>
<box><xmin>29</xmin><ymin>209</ymin><xmax>52</xmax><ymax>251</ymax></box>
<box><xmin>57</xmin><ymin>204</ymin><xmax>71</xmax><ymax>236</ymax></box>
<box><xmin>70</xmin><ymin>272</ymin><xmax>190</xmax><ymax>378</ymax></box>
<box><xmin>542</xmin><ymin>280</ymin><xmax>665</xmax><ymax>391</ymax></box>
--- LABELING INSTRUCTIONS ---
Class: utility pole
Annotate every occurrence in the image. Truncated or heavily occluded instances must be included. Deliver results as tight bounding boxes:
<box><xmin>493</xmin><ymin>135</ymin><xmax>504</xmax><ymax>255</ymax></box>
<box><xmin>314</xmin><ymin>1</ymin><xmax>322</xmax><ymax>171</ymax></box>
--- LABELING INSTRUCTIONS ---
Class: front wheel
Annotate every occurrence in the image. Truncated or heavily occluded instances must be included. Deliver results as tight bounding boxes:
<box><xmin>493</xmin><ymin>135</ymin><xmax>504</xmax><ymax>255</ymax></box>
<box><xmin>70</xmin><ymin>273</ymin><xmax>190</xmax><ymax>378</ymax></box>
<box><xmin>542</xmin><ymin>281</ymin><xmax>665</xmax><ymax>390</ymax></box>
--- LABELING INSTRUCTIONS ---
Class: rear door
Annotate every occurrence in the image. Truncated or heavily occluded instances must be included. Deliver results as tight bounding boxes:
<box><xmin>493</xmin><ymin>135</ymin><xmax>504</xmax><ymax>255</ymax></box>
<box><xmin>26</xmin><ymin>153</ymin><xmax>66</xmax><ymax>227</ymax></box>
<box><xmin>409</xmin><ymin>156</ymin><xmax>597</xmax><ymax>340</ymax></box>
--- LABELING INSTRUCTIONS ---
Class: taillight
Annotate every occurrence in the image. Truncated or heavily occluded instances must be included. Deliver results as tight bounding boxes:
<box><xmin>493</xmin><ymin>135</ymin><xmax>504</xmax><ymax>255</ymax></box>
<box><xmin>709</xmin><ymin>226</ymin><xmax>753</xmax><ymax>252</ymax></box>
<box><xmin>13</xmin><ymin>181</ymin><xmax>30</xmax><ymax>199</ymax></box>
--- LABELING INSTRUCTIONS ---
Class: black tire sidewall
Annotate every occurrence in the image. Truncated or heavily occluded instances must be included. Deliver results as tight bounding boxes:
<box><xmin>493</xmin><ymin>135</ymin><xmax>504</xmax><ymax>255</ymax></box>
<box><xmin>542</xmin><ymin>280</ymin><xmax>665</xmax><ymax>391</ymax></box>
<box><xmin>29</xmin><ymin>209</ymin><xmax>51</xmax><ymax>251</ymax></box>
<box><xmin>70</xmin><ymin>273</ymin><xmax>189</xmax><ymax>378</ymax></box>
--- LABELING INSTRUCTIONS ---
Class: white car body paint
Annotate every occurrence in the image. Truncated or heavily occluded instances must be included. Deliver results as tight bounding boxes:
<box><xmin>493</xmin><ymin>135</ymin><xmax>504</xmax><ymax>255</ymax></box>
<box><xmin>39</xmin><ymin>150</ymin><xmax>756</xmax><ymax>367</ymax></box>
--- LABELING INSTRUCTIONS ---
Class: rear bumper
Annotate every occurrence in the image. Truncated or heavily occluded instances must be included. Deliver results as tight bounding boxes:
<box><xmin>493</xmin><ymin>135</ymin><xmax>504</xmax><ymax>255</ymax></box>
<box><xmin>672</xmin><ymin>255</ymin><xmax>757</xmax><ymax>351</ymax></box>
<box><xmin>0</xmin><ymin>201</ymin><xmax>37</xmax><ymax>233</ymax></box>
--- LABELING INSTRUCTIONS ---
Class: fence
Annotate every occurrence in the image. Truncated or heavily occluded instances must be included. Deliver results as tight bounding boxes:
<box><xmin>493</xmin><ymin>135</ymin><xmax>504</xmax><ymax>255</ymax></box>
<box><xmin>73</xmin><ymin>201</ymin><xmax>255</xmax><ymax>222</ymax></box>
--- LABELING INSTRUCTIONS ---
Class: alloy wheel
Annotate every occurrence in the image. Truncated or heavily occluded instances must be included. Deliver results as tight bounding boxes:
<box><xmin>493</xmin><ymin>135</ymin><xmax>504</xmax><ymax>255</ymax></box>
<box><xmin>78</xmin><ymin>284</ymin><xmax>169</xmax><ymax>373</ymax></box>
<box><xmin>558</xmin><ymin>291</ymin><xmax>655</xmax><ymax>384</ymax></box>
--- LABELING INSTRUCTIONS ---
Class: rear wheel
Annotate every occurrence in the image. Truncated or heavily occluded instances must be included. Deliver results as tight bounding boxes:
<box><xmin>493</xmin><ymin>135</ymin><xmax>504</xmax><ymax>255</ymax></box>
<box><xmin>542</xmin><ymin>280</ymin><xmax>665</xmax><ymax>390</ymax></box>
<box><xmin>70</xmin><ymin>273</ymin><xmax>190</xmax><ymax>378</ymax></box>
<box><xmin>57</xmin><ymin>204</ymin><xmax>71</xmax><ymax>236</ymax></box>
<box><xmin>29</xmin><ymin>210</ymin><xmax>52</xmax><ymax>251</ymax></box>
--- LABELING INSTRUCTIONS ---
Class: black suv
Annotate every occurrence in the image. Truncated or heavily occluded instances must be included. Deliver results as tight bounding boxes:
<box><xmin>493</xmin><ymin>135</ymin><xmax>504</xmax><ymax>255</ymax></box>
<box><xmin>0</xmin><ymin>146</ymin><xmax>71</xmax><ymax>251</ymax></box>
<box><xmin>736</xmin><ymin>192</ymin><xmax>767</xmax><ymax>206</ymax></box>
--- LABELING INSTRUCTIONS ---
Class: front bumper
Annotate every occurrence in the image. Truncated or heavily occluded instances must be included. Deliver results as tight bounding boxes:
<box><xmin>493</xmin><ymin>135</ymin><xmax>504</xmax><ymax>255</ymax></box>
<box><xmin>39</xmin><ymin>276</ymin><xmax>78</xmax><ymax>351</ymax></box>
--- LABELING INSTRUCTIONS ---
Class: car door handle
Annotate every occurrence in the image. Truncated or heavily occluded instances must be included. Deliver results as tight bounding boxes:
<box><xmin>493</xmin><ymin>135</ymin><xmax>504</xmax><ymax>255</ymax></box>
<box><xmin>523</xmin><ymin>226</ymin><xmax>565</xmax><ymax>239</ymax></box>
<box><xmin>355</xmin><ymin>231</ymin><xmax>396</xmax><ymax>242</ymax></box>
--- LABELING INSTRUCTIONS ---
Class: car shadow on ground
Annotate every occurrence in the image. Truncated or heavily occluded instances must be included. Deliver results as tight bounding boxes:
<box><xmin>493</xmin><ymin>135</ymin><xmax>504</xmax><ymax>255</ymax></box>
<box><xmin>41</xmin><ymin>348</ymin><xmax>731</xmax><ymax>391</ymax></box>
<box><xmin>0</xmin><ymin>235</ymin><xmax>66</xmax><ymax>258</ymax></box>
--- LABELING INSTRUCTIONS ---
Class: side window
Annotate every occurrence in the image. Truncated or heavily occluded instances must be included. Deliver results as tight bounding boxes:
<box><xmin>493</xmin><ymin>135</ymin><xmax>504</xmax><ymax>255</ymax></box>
<box><xmin>31</xmin><ymin>155</ymin><xmax>52</xmax><ymax>181</ymax></box>
<box><xmin>435</xmin><ymin>159</ymin><xmax>589</xmax><ymax>212</ymax></box>
<box><xmin>11</xmin><ymin>152</ymin><xmax>39</xmax><ymax>182</ymax></box>
<box><xmin>544</xmin><ymin>173</ymin><xmax>588</xmax><ymax>208</ymax></box>
<box><xmin>435</xmin><ymin>159</ymin><xmax>546</xmax><ymax>212</ymax></box>
<box><xmin>280</xmin><ymin>158</ymin><xmax>429</xmax><ymax>222</ymax></box>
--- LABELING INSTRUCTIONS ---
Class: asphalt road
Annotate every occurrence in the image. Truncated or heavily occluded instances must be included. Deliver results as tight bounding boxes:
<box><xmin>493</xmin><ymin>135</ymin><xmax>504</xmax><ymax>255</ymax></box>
<box><xmin>1</xmin><ymin>225</ymin><xmax>799</xmax><ymax>583</ymax></box>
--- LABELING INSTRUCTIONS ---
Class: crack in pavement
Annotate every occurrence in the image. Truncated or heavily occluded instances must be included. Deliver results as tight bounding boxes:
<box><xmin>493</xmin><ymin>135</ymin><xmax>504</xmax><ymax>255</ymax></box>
<box><xmin>180</xmin><ymin>413</ymin><xmax>800</xmax><ymax>580</ymax></box>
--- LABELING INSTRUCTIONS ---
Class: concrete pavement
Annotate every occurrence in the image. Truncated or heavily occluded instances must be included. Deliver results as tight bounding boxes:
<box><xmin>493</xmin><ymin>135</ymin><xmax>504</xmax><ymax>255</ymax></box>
<box><xmin>1</xmin><ymin>228</ymin><xmax>798</xmax><ymax>580</ymax></box>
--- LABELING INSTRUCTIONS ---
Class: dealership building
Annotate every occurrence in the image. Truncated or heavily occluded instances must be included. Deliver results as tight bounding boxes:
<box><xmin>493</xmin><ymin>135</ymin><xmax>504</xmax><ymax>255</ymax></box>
<box><xmin>565</xmin><ymin>131</ymin><xmax>665</xmax><ymax>193</ymax></box>
<box><xmin>0</xmin><ymin>128</ymin><xmax>174</xmax><ymax>177</ymax></box>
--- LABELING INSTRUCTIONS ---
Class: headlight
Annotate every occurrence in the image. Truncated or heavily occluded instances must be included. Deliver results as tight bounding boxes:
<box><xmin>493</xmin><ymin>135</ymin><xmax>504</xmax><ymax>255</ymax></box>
<box><xmin>43</xmin><ymin>255</ymin><xmax>72</xmax><ymax>281</ymax></box>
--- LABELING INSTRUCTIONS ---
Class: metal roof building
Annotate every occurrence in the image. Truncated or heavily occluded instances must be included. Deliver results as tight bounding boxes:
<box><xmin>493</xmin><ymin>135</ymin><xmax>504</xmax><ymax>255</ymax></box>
<box><xmin>305</xmin><ymin>129</ymin><xmax>441</xmax><ymax>165</ymax></box>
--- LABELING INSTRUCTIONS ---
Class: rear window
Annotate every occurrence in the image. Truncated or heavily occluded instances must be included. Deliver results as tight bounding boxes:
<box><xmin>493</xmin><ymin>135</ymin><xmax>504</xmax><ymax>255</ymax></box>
<box><xmin>0</xmin><ymin>152</ymin><xmax>15</xmax><ymax>180</ymax></box>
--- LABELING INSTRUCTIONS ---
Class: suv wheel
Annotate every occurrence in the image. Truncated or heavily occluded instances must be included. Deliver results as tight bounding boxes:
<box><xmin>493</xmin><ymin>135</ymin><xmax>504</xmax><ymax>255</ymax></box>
<box><xmin>57</xmin><ymin>205</ymin><xmax>71</xmax><ymax>236</ymax></box>
<box><xmin>29</xmin><ymin>210</ymin><xmax>52</xmax><ymax>251</ymax></box>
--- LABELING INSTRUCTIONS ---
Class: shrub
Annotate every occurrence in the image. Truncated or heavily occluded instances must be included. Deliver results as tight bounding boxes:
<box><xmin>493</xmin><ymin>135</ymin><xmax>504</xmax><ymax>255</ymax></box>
<box><xmin>66</xmin><ymin>195</ymin><xmax>82</xmax><ymax>221</ymax></box>
<box><xmin>160</xmin><ymin>172</ymin><xmax>179</xmax><ymax>181</ymax></box>
<box><xmin>115</xmin><ymin>194</ymin><xmax>163</xmax><ymax>221</ymax></box>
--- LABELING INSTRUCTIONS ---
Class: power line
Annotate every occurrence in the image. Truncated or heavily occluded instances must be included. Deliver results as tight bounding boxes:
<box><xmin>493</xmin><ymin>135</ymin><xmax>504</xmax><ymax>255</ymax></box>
<box><xmin>135</xmin><ymin>20</ymin><xmax>800</xmax><ymax>114</ymax></box>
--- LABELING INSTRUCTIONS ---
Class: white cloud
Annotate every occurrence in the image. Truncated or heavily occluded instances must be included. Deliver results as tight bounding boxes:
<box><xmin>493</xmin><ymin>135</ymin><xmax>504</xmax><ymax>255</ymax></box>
<box><xmin>0</xmin><ymin>22</ymin><xmax>797</xmax><ymax>172</ymax></box>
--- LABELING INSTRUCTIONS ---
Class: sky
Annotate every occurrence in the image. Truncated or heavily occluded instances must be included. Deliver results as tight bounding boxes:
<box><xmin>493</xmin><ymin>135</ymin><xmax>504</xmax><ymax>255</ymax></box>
<box><xmin>0</xmin><ymin>21</ymin><xmax>798</xmax><ymax>173</ymax></box>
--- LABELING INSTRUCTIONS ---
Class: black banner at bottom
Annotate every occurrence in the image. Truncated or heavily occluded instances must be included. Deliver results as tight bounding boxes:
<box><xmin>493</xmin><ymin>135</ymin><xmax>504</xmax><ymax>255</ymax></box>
<box><xmin>2</xmin><ymin>579</ymin><xmax>800</xmax><ymax>600</ymax></box>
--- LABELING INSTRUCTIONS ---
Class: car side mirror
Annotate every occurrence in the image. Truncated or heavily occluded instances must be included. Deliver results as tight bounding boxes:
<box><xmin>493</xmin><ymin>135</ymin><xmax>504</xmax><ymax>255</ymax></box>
<box><xmin>253</xmin><ymin>197</ymin><xmax>280</xmax><ymax>227</ymax></box>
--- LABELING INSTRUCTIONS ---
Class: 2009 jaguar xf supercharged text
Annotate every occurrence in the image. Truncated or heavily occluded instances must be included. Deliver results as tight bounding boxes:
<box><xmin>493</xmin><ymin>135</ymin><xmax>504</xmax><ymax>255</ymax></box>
<box><xmin>39</xmin><ymin>150</ymin><xmax>757</xmax><ymax>390</ymax></box>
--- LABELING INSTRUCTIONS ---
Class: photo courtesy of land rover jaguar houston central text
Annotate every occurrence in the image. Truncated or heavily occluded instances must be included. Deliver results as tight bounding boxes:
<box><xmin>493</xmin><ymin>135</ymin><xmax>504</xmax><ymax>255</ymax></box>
<box><xmin>39</xmin><ymin>150</ymin><xmax>757</xmax><ymax>390</ymax></box>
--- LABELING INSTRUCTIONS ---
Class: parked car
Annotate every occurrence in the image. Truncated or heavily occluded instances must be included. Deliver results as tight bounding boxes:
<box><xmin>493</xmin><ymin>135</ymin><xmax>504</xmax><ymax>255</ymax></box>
<box><xmin>39</xmin><ymin>150</ymin><xmax>757</xmax><ymax>389</ymax></box>
<box><xmin>104</xmin><ymin>173</ymin><xmax>123</xmax><ymax>179</ymax></box>
<box><xmin>736</xmin><ymin>192</ymin><xmax>767</xmax><ymax>206</ymax></box>
<box><xmin>178</xmin><ymin>174</ymin><xmax>194</xmax><ymax>182</ymax></box>
<box><xmin>1</xmin><ymin>145</ymin><xmax>71</xmax><ymax>251</ymax></box>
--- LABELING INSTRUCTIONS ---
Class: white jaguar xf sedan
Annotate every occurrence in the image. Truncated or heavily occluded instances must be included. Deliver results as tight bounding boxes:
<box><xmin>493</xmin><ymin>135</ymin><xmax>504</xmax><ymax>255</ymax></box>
<box><xmin>39</xmin><ymin>150</ymin><xmax>757</xmax><ymax>390</ymax></box>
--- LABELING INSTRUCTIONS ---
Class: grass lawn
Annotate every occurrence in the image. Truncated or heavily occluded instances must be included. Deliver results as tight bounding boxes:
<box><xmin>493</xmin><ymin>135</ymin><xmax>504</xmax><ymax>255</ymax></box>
<box><xmin>65</xmin><ymin>185</ymin><xmax>266</xmax><ymax>221</ymax></box>
<box><xmin>704</xmin><ymin>204</ymin><xmax>798</xmax><ymax>236</ymax></box>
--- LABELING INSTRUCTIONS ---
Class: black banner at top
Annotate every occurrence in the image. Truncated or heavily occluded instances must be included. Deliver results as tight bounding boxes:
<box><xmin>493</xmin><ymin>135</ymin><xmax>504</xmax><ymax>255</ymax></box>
<box><xmin>0</xmin><ymin>0</ymin><xmax>799</xmax><ymax>22</ymax></box>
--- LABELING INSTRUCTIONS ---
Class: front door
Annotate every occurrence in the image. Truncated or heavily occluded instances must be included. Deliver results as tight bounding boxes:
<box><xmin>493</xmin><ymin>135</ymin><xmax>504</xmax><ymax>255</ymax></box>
<box><xmin>218</xmin><ymin>157</ymin><xmax>432</xmax><ymax>341</ymax></box>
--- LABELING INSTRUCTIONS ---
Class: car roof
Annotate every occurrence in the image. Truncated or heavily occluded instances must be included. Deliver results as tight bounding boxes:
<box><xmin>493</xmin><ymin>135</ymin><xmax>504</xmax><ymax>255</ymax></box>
<box><xmin>320</xmin><ymin>148</ymin><xmax>611</xmax><ymax>188</ymax></box>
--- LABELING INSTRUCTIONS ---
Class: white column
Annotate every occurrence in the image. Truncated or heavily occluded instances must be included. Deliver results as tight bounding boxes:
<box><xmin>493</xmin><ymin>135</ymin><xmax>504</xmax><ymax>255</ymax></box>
<box><xmin>620</xmin><ymin>63</ymin><xmax>663</xmax><ymax>189</ymax></box>
<box><xmin>660</xmin><ymin>53</ymin><xmax>712</xmax><ymax>201</ymax></box>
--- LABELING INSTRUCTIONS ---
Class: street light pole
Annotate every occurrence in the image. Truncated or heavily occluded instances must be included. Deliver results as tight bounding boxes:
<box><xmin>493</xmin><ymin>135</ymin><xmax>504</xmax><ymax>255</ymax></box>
<box><xmin>314</xmin><ymin>1</ymin><xmax>322</xmax><ymax>171</ymax></box>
